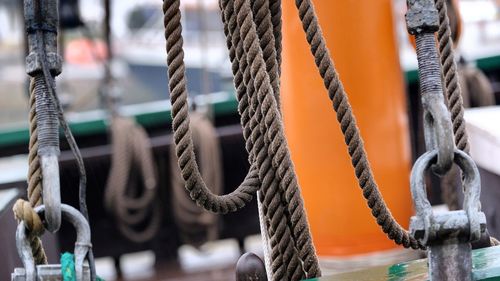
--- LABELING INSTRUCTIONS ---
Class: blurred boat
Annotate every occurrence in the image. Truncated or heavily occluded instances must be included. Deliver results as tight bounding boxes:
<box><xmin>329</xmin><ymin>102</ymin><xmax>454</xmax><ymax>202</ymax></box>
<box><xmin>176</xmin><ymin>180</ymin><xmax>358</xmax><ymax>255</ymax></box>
<box><xmin>116</xmin><ymin>1</ymin><xmax>233</xmax><ymax>100</ymax></box>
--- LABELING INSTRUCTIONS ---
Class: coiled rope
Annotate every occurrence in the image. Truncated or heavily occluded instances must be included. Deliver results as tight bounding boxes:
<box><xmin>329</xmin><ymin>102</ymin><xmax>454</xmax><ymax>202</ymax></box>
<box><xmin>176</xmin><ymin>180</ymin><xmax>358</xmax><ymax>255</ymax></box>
<box><xmin>104</xmin><ymin>116</ymin><xmax>161</xmax><ymax>243</ymax></box>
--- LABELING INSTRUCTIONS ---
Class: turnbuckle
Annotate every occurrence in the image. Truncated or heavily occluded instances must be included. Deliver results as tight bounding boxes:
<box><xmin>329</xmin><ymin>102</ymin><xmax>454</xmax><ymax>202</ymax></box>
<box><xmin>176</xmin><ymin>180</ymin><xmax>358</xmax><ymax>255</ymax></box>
<box><xmin>12</xmin><ymin>204</ymin><xmax>92</xmax><ymax>281</ymax></box>
<box><xmin>409</xmin><ymin>149</ymin><xmax>486</xmax><ymax>280</ymax></box>
<box><xmin>24</xmin><ymin>0</ymin><xmax>63</xmax><ymax>232</ymax></box>
<box><xmin>406</xmin><ymin>0</ymin><xmax>455</xmax><ymax>175</ymax></box>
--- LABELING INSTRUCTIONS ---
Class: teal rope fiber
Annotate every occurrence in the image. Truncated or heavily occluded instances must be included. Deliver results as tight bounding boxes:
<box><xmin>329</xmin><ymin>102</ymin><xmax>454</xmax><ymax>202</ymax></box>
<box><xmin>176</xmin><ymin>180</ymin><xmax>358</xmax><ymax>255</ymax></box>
<box><xmin>61</xmin><ymin>252</ymin><xmax>104</xmax><ymax>281</ymax></box>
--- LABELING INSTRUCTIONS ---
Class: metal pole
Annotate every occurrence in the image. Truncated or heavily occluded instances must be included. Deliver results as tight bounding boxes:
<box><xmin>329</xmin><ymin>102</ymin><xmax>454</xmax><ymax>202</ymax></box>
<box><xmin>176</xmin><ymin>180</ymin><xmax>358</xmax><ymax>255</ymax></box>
<box><xmin>429</xmin><ymin>241</ymin><xmax>472</xmax><ymax>280</ymax></box>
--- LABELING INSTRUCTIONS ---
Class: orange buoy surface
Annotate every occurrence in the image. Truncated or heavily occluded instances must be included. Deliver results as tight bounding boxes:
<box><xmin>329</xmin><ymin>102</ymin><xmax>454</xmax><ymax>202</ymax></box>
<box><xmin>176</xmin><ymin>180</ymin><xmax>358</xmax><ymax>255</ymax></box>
<box><xmin>281</xmin><ymin>0</ymin><xmax>413</xmax><ymax>256</ymax></box>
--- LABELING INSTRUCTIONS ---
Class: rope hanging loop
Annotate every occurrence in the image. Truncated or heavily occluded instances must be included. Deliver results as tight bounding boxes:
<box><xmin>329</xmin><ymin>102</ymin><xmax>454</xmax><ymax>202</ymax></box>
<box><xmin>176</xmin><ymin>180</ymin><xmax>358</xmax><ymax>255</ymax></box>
<box><xmin>12</xmin><ymin>204</ymin><xmax>93</xmax><ymax>281</ymax></box>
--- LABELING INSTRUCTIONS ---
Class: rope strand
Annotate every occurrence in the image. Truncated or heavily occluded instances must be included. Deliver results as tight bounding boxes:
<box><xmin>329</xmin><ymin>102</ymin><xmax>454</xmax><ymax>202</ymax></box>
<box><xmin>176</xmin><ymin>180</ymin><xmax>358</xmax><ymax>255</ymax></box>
<box><xmin>12</xmin><ymin>79</ymin><xmax>48</xmax><ymax>265</ymax></box>
<box><xmin>294</xmin><ymin>0</ymin><xmax>423</xmax><ymax>249</ymax></box>
<box><xmin>435</xmin><ymin>0</ymin><xmax>467</xmax><ymax>211</ymax></box>
<box><xmin>163</xmin><ymin>0</ymin><xmax>260</xmax><ymax>214</ymax></box>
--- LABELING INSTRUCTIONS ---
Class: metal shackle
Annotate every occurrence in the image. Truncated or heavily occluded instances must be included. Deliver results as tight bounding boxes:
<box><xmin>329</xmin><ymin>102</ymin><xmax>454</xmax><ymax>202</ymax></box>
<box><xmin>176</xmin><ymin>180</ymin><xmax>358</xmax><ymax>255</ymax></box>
<box><xmin>15</xmin><ymin>204</ymin><xmax>92</xmax><ymax>281</ymax></box>
<box><xmin>409</xmin><ymin>149</ymin><xmax>486</xmax><ymax>245</ymax></box>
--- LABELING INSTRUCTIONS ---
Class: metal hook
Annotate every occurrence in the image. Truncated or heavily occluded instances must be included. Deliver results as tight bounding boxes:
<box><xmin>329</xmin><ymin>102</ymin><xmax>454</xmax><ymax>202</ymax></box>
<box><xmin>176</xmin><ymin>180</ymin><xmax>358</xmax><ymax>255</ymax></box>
<box><xmin>423</xmin><ymin>100</ymin><xmax>455</xmax><ymax>175</ymax></box>
<box><xmin>40</xmin><ymin>154</ymin><xmax>61</xmax><ymax>233</ymax></box>
<box><xmin>15</xmin><ymin>204</ymin><xmax>92</xmax><ymax>281</ymax></box>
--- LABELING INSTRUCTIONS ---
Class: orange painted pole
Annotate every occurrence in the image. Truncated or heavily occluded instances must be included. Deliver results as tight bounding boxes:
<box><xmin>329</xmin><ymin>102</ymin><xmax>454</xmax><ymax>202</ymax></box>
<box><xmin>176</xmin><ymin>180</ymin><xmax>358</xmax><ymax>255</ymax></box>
<box><xmin>282</xmin><ymin>1</ymin><xmax>413</xmax><ymax>256</ymax></box>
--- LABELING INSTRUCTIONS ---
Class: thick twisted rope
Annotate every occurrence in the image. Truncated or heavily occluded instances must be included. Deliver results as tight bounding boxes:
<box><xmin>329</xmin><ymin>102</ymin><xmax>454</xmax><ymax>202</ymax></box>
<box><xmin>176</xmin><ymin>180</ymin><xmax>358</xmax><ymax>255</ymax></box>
<box><xmin>164</xmin><ymin>0</ymin><xmax>320</xmax><ymax>279</ymax></box>
<box><xmin>269</xmin><ymin>0</ymin><xmax>282</xmax><ymax>75</ymax></box>
<box><xmin>12</xmin><ymin>79</ymin><xmax>48</xmax><ymax>265</ymax></box>
<box><xmin>170</xmin><ymin>112</ymin><xmax>222</xmax><ymax>246</ymax></box>
<box><xmin>104</xmin><ymin>116</ymin><xmax>161</xmax><ymax>243</ymax></box>
<box><xmin>435</xmin><ymin>0</ymin><xmax>467</xmax><ymax>211</ymax></box>
<box><xmin>435</xmin><ymin>0</ymin><xmax>468</xmax><ymax>154</ymax></box>
<box><xmin>13</xmin><ymin>200</ymin><xmax>47</xmax><ymax>264</ymax></box>
<box><xmin>251</xmin><ymin>0</ymin><xmax>281</xmax><ymax>109</ymax></box>
<box><xmin>219</xmin><ymin>1</ymin><xmax>292</xmax><ymax>278</ymax></box>
<box><xmin>163</xmin><ymin>0</ymin><xmax>260</xmax><ymax>214</ymax></box>
<box><xmin>235</xmin><ymin>1</ymin><xmax>305</xmax><ymax>279</ymax></box>
<box><xmin>241</xmin><ymin>3</ymin><xmax>321</xmax><ymax>279</ymax></box>
<box><xmin>294</xmin><ymin>0</ymin><xmax>423</xmax><ymax>250</ymax></box>
<box><xmin>229</xmin><ymin>0</ymin><xmax>320</xmax><ymax>278</ymax></box>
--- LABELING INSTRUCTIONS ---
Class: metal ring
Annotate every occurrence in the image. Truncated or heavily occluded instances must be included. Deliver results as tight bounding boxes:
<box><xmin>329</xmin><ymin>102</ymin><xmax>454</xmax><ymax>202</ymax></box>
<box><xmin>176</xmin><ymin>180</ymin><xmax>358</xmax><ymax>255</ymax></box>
<box><xmin>16</xmin><ymin>204</ymin><xmax>92</xmax><ymax>281</ymax></box>
<box><xmin>410</xmin><ymin>149</ymin><xmax>483</xmax><ymax>243</ymax></box>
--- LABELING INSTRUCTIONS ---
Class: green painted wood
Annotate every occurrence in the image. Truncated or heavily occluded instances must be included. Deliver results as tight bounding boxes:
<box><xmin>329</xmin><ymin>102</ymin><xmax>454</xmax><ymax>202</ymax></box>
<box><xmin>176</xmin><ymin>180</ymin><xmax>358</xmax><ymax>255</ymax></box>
<box><xmin>1</xmin><ymin>54</ymin><xmax>499</xmax><ymax>148</ymax></box>
<box><xmin>306</xmin><ymin>246</ymin><xmax>500</xmax><ymax>281</ymax></box>
<box><xmin>0</xmin><ymin>91</ymin><xmax>239</xmax><ymax>148</ymax></box>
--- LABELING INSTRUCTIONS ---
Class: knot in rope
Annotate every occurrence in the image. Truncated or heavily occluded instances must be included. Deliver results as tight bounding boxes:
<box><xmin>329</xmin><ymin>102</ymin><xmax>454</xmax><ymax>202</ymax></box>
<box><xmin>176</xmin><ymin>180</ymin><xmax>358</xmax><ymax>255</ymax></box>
<box><xmin>13</xmin><ymin>199</ymin><xmax>45</xmax><ymax>237</ymax></box>
<box><xmin>12</xmin><ymin>199</ymin><xmax>47</xmax><ymax>265</ymax></box>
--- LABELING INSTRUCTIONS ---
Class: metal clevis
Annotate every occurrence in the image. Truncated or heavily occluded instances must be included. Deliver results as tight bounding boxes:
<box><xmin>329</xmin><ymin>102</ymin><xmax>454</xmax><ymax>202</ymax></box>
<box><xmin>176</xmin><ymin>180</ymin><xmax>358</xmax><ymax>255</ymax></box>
<box><xmin>11</xmin><ymin>204</ymin><xmax>92</xmax><ymax>281</ymax></box>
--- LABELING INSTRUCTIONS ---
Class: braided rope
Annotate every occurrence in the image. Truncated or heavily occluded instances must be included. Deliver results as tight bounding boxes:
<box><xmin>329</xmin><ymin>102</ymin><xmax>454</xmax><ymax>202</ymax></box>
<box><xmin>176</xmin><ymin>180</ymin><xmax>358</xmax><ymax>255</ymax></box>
<box><xmin>435</xmin><ymin>0</ymin><xmax>468</xmax><ymax>154</ymax></box>
<box><xmin>435</xmin><ymin>0</ymin><xmax>468</xmax><ymax>211</ymax></box>
<box><xmin>170</xmin><ymin>112</ymin><xmax>222</xmax><ymax>245</ymax></box>
<box><xmin>294</xmin><ymin>0</ymin><xmax>423</xmax><ymax>250</ymax></box>
<box><xmin>27</xmin><ymin>81</ymin><xmax>43</xmax><ymax>207</ymax></box>
<box><xmin>165</xmin><ymin>0</ymin><xmax>320</xmax><ymax>279</ymax></box>
<box><xmin>221</xmin><ymin>1</ymin><xmax>294</xmax><ymax>278</ymax></box>
<box><xmin>236</xmin><ymin>2</ymin><xmax>298</xmax><ymax>279</ymax></box>
<box><xmin>12</xmin><ymin>78</ymin><xmax>47</xmax><ymax>265</ymax></box>
<box><xmin>269</xmin><ymin>0</ymin><xmax>282</xmax><ymax>75</ymax></box>
<box><xmin>220</xmin><ymin>1</ymin><xmax>294</xmax><ymax>278</ymax></box>
<box><xmin>163</xmin><ymin>0</ymin><xmax>260</xmax><ymax>214</ymax></box>
<box><xmin>236</xmin><ymin>0</ymin><xmax>320</xmax><ymax>278</ymax></box>
<box><xmin>251</xmin><ymin>0</ymin><xmax>281</xmax><ymax>109</ymax></box>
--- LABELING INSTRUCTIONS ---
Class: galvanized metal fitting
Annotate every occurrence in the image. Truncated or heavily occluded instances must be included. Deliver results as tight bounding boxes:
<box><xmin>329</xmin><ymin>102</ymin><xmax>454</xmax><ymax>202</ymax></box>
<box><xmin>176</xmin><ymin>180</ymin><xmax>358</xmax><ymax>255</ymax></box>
<box><xmin>413</xmin><ymin>30</ymin><xmax>455</xmax><ymax>174</ymax></box>
<box><xmin>12</xmin><ymin>204</ymin><xmax>92</xmax><ymax>281</ymax></box>
<box><xmin>409</xmin><ymin>149</ymin><xmax>486</xmax><ymax>246</ymax></box>
<box><xmin>405</xmin><ymin>0</ymin><xmax>440</xmax><ymax>35</ymax></box>
<box><xmin>26</xmin><ymin>52</ymin><xmax>62</xmax><ymax>76</ymax></box>
<box><xmin>23</xmin><ymin>0</ymin><xmax>62</xmax><ymax>77</ymax></box>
